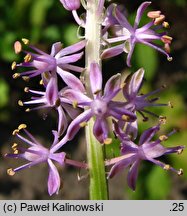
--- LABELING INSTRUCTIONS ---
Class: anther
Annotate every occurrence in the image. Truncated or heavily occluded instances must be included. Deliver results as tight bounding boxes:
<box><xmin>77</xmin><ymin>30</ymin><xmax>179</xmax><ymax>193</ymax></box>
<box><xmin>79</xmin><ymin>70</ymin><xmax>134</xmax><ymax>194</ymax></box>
<box><xmin>178</xmin><ymin>168</ymin><xmax>183</xmax><ymax>176</ymax></box>
<box><xmin>25</xmin><ymin>108</ymin><xmax>30</xmax><ymax>112</ymax></box>
<box><xmin>73</xmin><ymin>101</ymin><xmax>78</xmax><ymax>109</ymax></box>
<box><xmin>11</xmin><ymin>61</ymin><xmax>17</xmax><ymax>70</ymax></box>
<box><xmin>24</xmin><ymin>87</ymin><xmax>29</xmax><ymax>93</ymax></box>
<box><xmin>13</xmin><ymin>73</ymin><xmax>20</xmax><ymax>79</ymax></box>
<box><xmin>154</xmin><ymin>14</ymin><xmax>165</xmax><ymax>25</ymax></box>
<box><xmin>162</xmin><ymin>21</ymin><xmax>170</xmax><ymax>28</ymax></box>
<box><xmin>159</xmin><ymin>116</ymin><xmax>167</xmax><ymax>124</ymax></box>
<box><xmin>18</xmin><ymin>100</ymin><xmax>24</xmax><ymax>106</ymax></box>
<box><xmin>12</xmin><ymin>143</ymin><xmax>18</xmax><ymax>149</ymax></box>
<box><xmin>22</xmin><ymin>38</ymin><xmax>30</xmax><ymax>45</ymax></box>
<box><xmin>79</xmin><ymin>122</ymin><xmax>88</xmax><ymax>127</ymax></box>
<box><xmin>122</xmin><ymin>115</ymin><xmax>130</xmax><ymax>121</ymax></box>
<box><xmin>7</xmin><ymin>168</ymin><xmax>15</xmax><ymax>176</ymax></box>
<box><xmin>12</xmin><ymin>129</ymin><xmax>19</xmax><ymax>135</ymax></box>
<box><xmin>168</xmin><ymin>101</ymin><xmax>174</xmax><ymax>108</ymax></box>
<box><xmin>18</xmin><ymin>124</ymin><xmax>27</xmax><ymax>130</ymax></box>
<box><xmin>104</xmin><ymin>138</ymin><xmax>112</xmax><ymax>145</ymax></box>
<box><xmin>22</xmin><ymin>76</ymin><xmax>30</xmax><ymax>82</ymax></box>
<box><xmin>147</xmin><ymin>10</ymin><xmax>161</xmax><ymax>19</ymax></box>
<box><xmin>159</xmin><ymin>135</ymin><xmax>168</xmax><ymax>141</ymax></box>
<box><xmin>14</xmin><ymin>41</ymin><xmax>22</xmax><ymax>54</ymax></box>
<box><xmin>24</xmin><ymin>54</ymin><xmax>32</xmax><ymax>62</ymax></box>
<box><xmin>164</xmin><ymin>43</ymin><xmax>171</xmax><ymax>53</ymax></box>
<box><xmin>39</xmin><ymin>79</ymin><xmax>44</xmax><ymax>85</ymax></box>
<box><xmin>14</xmin><ymin>150</ymin><xmax>19</xmax><ymax>154</ymax></box>
<box><xmin>167</xmin><ymin>56</ymin><xmax>173</xmax><ymax>62</ymax></box>
<box><xmin>161</xmin><ymin>35</ymin><xmax>173</xmax><ymax>44</ymax></box>
<box><xmin>177</xmin><ymin>149</ymin><xmax>183</xmax><ymax>155</ymax></box>
<box><xmin>164</xmin><ymin>164</ymin><xmax>170</xmax><ymax>170</ymax></box>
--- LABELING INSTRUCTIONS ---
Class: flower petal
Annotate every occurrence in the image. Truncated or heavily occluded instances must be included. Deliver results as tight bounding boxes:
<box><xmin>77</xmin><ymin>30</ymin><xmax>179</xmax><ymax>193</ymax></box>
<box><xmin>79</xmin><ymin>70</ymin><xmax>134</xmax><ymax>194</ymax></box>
<box><xmin>103</xmin><ymin>73</ymin><xmax>121</xmax><ymax>101</ymax></box>
<box><xmin>93</xmin><ymin>118</ymin><xmax>109</xmax><ymax>143</ymax></box>
<box><xmin>134</xmin><ymin>2</ymin><xmax>151</xmax><ymax>28</ymax></box>
<box><xmin>139</xmin><ymin>125</ymin><xmax>160</xmax><ymax>145</ymax></box>
<box><xmin>57</xmin><ymin>52</ymin><xmax>83</xmax><ymax>65</ymax></box>
<box><xmin>47</xmin><ymin>159</ymin><xmax>61</xmax><ymax>196</ymax></box>
<box><xmin>50</xmin><ymin>42</ymin><xmax>62</xmax><ymax>57</ymax></box>
<box><xmin>90</xmin><ymin>62</ymin><xmax>102</xmax><ymax>95</ymax></box>
<box><xmin>57</xmin><ymin>106</ymin><xmax>68</xmax><ymax>136</ymax></box>
<box><xmin>101</xmin><ymin>44</ymin><xmax>124</xmax><ymax>59</ymax></box>
<box><xmin>45</xmin><ymin>76</ymin><xmax>59</xmax><ymax>106</ymax></box>
<box><xmin>127</xmin><ymin>160</ymin><xmax>140</xmax><ymax>191</ymax></box>
<box><xmin>57</xmin><ymin>67</ymin><xmax>85</xmax><ymax>92</ymax></box>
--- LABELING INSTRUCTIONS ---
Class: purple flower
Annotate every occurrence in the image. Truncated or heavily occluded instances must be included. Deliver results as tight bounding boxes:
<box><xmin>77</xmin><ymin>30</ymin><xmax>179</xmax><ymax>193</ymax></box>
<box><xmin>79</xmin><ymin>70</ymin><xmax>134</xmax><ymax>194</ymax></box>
<box><xmin>12</xmin><ymin>39</ymin><xmax>86</xmax><ymax>83</ymax></box>
<box><xmin>60</xmin><ymin>0</ymin><xmax>80</xmax><ymax>11</ymax></box>
<box><xmin>19</xmin><ymin>74</ymin><xmax>81</xmax><ymax>136</ymax></box>
<box><xmin>123</xmin><ymin>68</ymin><xmax>170</xmax><ymax>121</ymax></box>
<box><xmin>5</xmin><ymin>125</ymin><xmax>66</xmax><ymax>196</ymax></box>
<box><xmin>107</xmin><ymin>121</ymin><xmax>184</xmax><ymax>190</ymax></box>
<box><xmin>62</xmin><ymin>62</ymin><xmax>136</xmax><ymax>144</ymax></box>
<box><xmin>102</xmin><ymin>2</ymin><xmax>172</xmax><ymax>66</ymax></box>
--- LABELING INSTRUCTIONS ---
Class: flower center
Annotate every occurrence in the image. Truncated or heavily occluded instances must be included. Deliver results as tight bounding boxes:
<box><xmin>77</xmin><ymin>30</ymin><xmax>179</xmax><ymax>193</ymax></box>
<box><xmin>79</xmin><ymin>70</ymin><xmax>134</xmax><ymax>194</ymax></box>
<box><xmin>33</xmin><ymin>55</ymin><xmax>56</xmax><ymax>71</ymax></box>
<box><xmin>91</xmin><ymin>98</ymin><xmax>108</xmax><ymax>117</ymax></box>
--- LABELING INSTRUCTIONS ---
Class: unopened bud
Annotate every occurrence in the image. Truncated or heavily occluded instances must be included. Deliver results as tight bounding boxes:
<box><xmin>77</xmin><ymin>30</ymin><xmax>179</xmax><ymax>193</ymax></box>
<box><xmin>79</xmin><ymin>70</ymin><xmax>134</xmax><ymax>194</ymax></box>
<box><xmin>59</xmin><ymin>0</ymin><xmax>80</xmax><ymax>11</ymax></box>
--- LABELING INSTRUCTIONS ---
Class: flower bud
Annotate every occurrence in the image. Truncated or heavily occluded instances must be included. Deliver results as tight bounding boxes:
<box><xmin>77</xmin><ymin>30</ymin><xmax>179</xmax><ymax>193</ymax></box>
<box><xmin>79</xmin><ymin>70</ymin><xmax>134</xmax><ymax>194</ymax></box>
<box><xmin>60</xmin><ymin>0</ymin><xmax>80</xmax><ymax>11</ymax></box>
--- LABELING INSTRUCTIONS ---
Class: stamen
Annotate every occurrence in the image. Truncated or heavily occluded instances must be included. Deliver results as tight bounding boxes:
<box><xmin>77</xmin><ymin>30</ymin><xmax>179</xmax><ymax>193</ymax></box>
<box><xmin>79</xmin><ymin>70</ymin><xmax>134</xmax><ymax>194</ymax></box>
<box><xmin>22</xmin><ymin>76</ymin><xmax>30</xmax><ymax>82</ymax></box>
<box><xmin>167</xmin><ymin>56</ymin><xmax>173</xmax><ymax>62</ymax></box>
<box><xmin>12</xmin><ymin>143</ymin><xmax>18</xmax><ymax>149</ymax></box>
<box><xmin>164</xmin><ymin>43</ymin><xmax>171</xmax><ymax>53</ymax></box>
<box><xmin>159</xmin><ymin>116</ymin><xmax>167</xmax><ymax>124</ymax></box>
<box><xmin>168</xmin><ymin>101</ymin><xmax>173</xmax><ymax>108</ymax></box>
<box><xmin>159</xmin><ymin>135</ymin><xmax>168</xmax><ymax>141</ymax></box>
<box><xmin>55</xmin><ymin>98</ymin><xmax>61</xmax><ymax>107</ymax></box>
<box><xmin>13</xmin><ymin>73</ymin><xmax>20</xmax><ymax>79</ymax></box>
<box><xmin>39</xmin><ymin>79</ymin><xmax>44</xmax><ymax>85</ymax></box>
<box><xmin>163</xmin><ymin>164</ymin><xmax>170</xmax><ymax>170</ymax></box>
<box><xmin>177</xmin><ymin>168</ymin><xmax>183</xmax><ymax>176</ymax></box>
<box><xmin>12</xmin><ymin>129</ymin><xmax>19</xmax><ymax>135</ymax></box>
<box><xmin>161</xmin><ymin>35</ymin><xmax>173</xmax><ymax>44</ymax></box>
<box><xmin>7</xmin><ymin>168</ymin><xmax>15</xmax><ymax>176</ymax></box>
<box><xmin>122</xmin><ymin>115</ymin><xmax>130</xmax><ymax>121</ymax></box>
<box><xmin>154</xmin><ymin>14</ymin><xmax>165</xmax><ymax>25</ymax></box>
<box><xmin>22</xmin><ymin>38</ymin><xmax>30</xmax><ymax>45</ymax></box>
<box><xmin>14</xmin><ymin>41</ymin><xmax>22</xmax><ymax>54</ymax></box>
<box><xmin>79</xmin><ymin>122</ymin><xmax>88</xmax><ymax>127</ymax></box>
<box><xmin>24</xmin><ymin>54</ymin><xmax>32</xmax><ymax>62</ymax></box>
<box><xmin>18</xmin><ymin>124</ymin><xmax>27</xmax><ymax>130</ymax></box>
<box><xmin>147</xmin><ymin>10</ymin><xmax>161</xmax><ymax>19</ymax></box>
<box><xmin>104</xmin><ymin>138</ymin><xmax>112</xmax><ymax>145</ymax></box>
<box><xmin>73</xmin><ymin>101</ymin><xmax>78</xmax><ymax>109</ymax></box>
<box><xmin>18</xmin><ymin>100</ymin><xmax>24</xmax><ymax>106</ymax></box>
<box><xmin>11</xmin><ymin>61</ymin><xmax>17</xmax><ymax>70</ymax></box>
<box><xmin>13</xmin><ymin>150</ymin><xmax>19</xmax><ymax>154</ymax></box>
<box><xmin>177</xmin><ymin>149</ymin><xmax>183</xmax><ymax>155</ymax></box>
<box><xmin>25</xmin><ymin>108</ymin><xmax>30</xmax><ymax>112</ymax></box>
<box><xmin>24</xmin><ymin>87</ymin><xmax>29</xmax><ymax>93</ymax></box>
<box><xmin>162</xmin><ymin>21</ymin><xmax>170</xmax><ymax>28</ymax></box>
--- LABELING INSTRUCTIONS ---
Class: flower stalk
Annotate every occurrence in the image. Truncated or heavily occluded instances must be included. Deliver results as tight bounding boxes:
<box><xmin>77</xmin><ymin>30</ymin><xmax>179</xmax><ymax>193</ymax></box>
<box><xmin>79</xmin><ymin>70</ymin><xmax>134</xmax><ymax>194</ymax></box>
<box><xmin>85</xmin><ymin>0</ymin><xmax>108</xmax><ymax>200</ymax></box>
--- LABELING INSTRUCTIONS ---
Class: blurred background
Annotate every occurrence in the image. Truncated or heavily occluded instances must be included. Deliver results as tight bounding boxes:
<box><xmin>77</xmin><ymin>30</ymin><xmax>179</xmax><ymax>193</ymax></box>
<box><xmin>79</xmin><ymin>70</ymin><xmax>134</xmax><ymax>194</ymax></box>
<box><xmin>0</xmin><ymin>0</ymin><xmax>187</xmax><ymax>199</ymax></box>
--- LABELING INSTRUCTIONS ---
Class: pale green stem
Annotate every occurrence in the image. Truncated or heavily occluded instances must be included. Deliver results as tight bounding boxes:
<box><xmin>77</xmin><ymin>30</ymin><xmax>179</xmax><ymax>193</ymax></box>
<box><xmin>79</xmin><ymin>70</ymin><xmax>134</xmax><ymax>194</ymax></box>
<box><xmin>85</xmin><ymin>0</ymin><xmax>108</xmax><ymax>200</ymax></box>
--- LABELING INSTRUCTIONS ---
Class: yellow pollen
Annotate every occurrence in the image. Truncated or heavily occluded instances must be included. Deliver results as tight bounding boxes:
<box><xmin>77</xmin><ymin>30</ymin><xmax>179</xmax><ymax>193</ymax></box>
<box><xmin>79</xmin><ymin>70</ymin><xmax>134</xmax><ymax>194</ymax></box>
<box><xmin>122</xmin><ymin>115</ymin><xmax>130</xmax><ymax>121</ymax></box>
<box><xmin>22</xmin><ymin>38</ymin><xmax>30</xmax><ymax>45</ymax></box>
<box><xmin>7</xmin><ymin>168</ymin><xmax>15</xmax><ymax>176</ymax></box>
<box><xmin>18</xmin><ymin>100</ymin><xmax>24</xmax><ymax>106</ymax></box>
<box><xmin>18</xmin><ymin>124</ymin><xmax>27</xmax><ymax>130</ymax></box>
<box><xmin>25</xmin><ymin>108</ymin><xmax>30</xmax><ymax>112</ymax></box>
<box><xmin>12</xmin><ymin>143</ymin><xmax>18</xmax><ymax>149</ymax></box>
<box><xmin>11</xmin><ymin>61</ymin><xmax>17</xmax><ymax>70</ymax></box>
<box><xmin>178</xmin><ymin>168</ymin><xmax>183</xmax><ymax>176</ymax></box>
<box><xmin>12</xmin><ymin>73</ymin><xmax>20</xmax><ymax>79</ymax></box>
<box><xmin>147</xmin><ymin>10</ymin><xmax>161</xmax><ymax>19</ymax></box>
<box><xmin>161</xmin><ymin>35</ymin><xmax>173</xmax><ymax>44</ymax></box>
<box><xmin>14</xmin><ymin>150</ymin><xmax>19</xmax><ymax>154</ymax></box>
<box><xmin>39</xmin><ymin>79</ymin><xmax>44</xmax><ymax>85</ymax></box>
<box><xmin>167</xmin><ymin>56</ymin><xmax>173</xmax><ymax>62</ymax></box>
<box><xmin>43</xmin><ymin>72</ymin><xmax>50</xmax><ymax>80</ymax></box>
<box><xmin>164</xmin><ymin>164</ymin><xmax>170</xmax><ymax>170</ymax></box>
<box><xmin>12</xmin><ymin>129</ymin><xmax>19</xmax><ymax>136</ymax></box>
<box><xmin>24</xmin><ymin>87</ymin><xmax>29</xmax><ymax>93</ymax></box>
<box><xmin>79</xmin><ymin>122</ymin><xmax>88</xmax><ymax>127</ymax></box>
<box><xmin>22</xmin><ymin>76</ymin><xmax>30</xmax><ymax>82</ymax></box>
<box><xmin>73</xmin><ymin>101</ymin><xmax>78</xmax><ymax>109</ymax></box>
<box><xmin>163</xmin><ymin>21</ymin><xmax>170</xmax><ymax>28</ymax></box>
<box><xmin>154</xmin><ymin>14</ymin><xmax>165</xmax><ymax>25</ymax></box>
<box><xmin>159</xmin><ymin>116</ymin><xmax>167</xmax><ymax>124</ymax></box>
<box><xmin>159</xmin><ymin>135</ymin><xmax>168</xmax><ymax>141</ymax></box>
<box><xmin>104</xmin><ymin>138</ymin><xmax>112</xmax><ymax>145</ymax></box>
<box><xmin>24</xmin><ymin>54</ymin><xmax>32</xmax><ymax>62</ymax></box>
<box><xmin>14</xmin><ymin>41</ymin><xmax>22</xmax><ymax>54</ymax></box>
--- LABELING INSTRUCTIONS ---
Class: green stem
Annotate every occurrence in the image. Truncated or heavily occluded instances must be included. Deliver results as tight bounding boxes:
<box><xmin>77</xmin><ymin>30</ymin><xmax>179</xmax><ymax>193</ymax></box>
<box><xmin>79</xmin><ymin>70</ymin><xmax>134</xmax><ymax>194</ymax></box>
<box><xmin>85</xmin><ymin>0</ymin><xmax>108</xmax><ymax>200</ymax></box>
